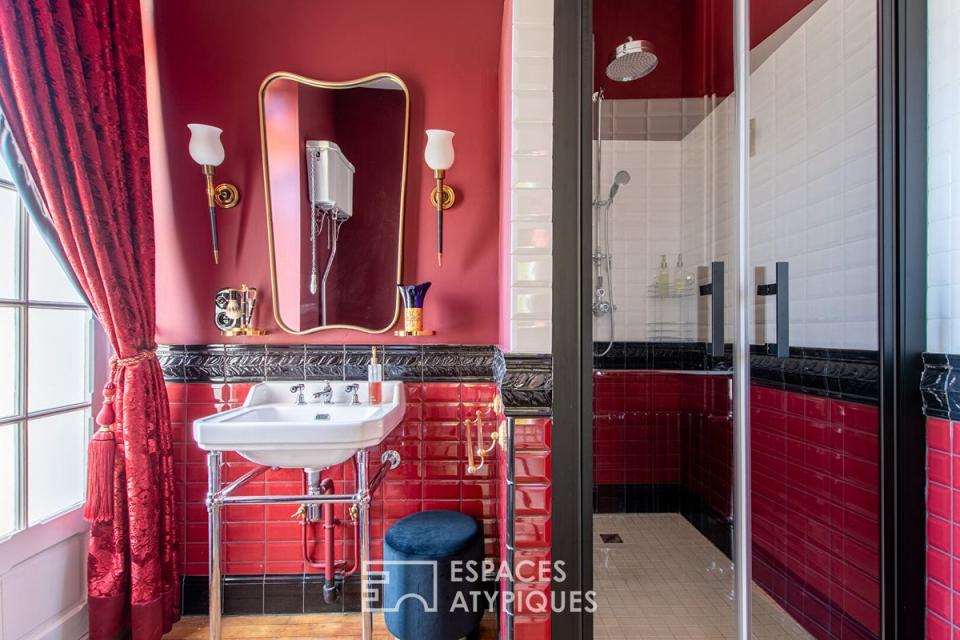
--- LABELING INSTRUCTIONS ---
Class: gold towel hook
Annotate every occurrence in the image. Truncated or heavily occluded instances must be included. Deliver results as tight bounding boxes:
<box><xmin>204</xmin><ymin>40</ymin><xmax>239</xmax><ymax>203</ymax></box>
<box><xmin>465</xmin><ymin>396</ymin><xmax>507</xmax><ymax>475</ymax></box>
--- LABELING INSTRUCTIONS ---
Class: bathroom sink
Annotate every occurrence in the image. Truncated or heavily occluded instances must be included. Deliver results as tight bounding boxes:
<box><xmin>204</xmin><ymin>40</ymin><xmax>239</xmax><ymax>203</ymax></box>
<box><xmin>193</xmin><ymin>381</ymin><xmax>405</xmax><ymax>469</ymax></box>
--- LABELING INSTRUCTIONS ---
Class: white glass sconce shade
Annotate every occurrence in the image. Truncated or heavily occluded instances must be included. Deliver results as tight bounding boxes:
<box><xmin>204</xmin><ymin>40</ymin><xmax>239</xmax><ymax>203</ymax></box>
<box><xmin>424</xmin><ymin>129</ymin><xmax>455</xmax><ymax>171</ymax></box>
<box><xmin>187</xmin><ymin>124</ymin><xmax>226</xmax><ymax>167</ymax></box>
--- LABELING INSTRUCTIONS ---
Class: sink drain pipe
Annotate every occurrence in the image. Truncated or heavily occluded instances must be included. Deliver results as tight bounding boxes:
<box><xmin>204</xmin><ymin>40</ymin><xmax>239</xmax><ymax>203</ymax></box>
<box><xmin>301</xmin><ymin>472</ymin><xmax>344</xmax><ymax>603</ymax></box>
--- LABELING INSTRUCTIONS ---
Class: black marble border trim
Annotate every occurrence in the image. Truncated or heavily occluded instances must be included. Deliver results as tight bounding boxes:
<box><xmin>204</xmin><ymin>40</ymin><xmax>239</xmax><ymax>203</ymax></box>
<box><xmin>159</xmin><ymin>343</ymin><xmax>554</xmax><ymax>415</ymax></box>
<box><xmin>594</xmin><ymin>341</ymin><xmax>880</xmax><ymax>405</ymax></box>
<box><xmin>159</xmin><ymin>344</ymin><xmax>498</xmax><ymax>384</ymax></box>
<box><xmin>494</xmin><ymin>352</ymin><xmax>553</xmax><ymax>416</ymax></box>
<box><xmin>921</xmin><ymin>352</ymin><xmax>960</xmax><ymax>419</ymax></box>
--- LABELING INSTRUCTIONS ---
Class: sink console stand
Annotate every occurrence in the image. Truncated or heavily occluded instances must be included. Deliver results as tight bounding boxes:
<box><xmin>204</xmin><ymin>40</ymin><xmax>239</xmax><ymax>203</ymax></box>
<box><xmin>205</xmin><ymin>448</ymin><xmax>402</xmax><ymax>640</ymax></box>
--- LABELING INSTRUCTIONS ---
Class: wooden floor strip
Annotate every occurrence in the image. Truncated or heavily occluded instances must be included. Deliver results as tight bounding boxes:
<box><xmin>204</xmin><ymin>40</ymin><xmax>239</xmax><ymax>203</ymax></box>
<box><xmin>165</xmin><ymin>613</ymin><xmax>499</xmax><ymax>639</ymax></box>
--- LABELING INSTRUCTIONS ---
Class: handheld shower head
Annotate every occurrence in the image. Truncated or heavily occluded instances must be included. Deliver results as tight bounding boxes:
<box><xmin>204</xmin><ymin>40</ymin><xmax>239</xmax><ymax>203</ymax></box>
<box><xmin>608</xmin><ymin>170</ymin><xmax>631</xmax><ymax>201</ymax></box>
<box><xmin>606</xmin><ymin>37</ymin><xmax>658</xmax><ymax>82</ymax></box>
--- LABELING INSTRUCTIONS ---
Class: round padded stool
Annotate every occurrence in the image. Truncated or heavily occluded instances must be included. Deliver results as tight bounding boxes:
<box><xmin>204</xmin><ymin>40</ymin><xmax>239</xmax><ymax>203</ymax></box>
<box><xmin>382</xmin><ymin>510</ymin><xmax>485</xmax><ymax>640</ymax></box>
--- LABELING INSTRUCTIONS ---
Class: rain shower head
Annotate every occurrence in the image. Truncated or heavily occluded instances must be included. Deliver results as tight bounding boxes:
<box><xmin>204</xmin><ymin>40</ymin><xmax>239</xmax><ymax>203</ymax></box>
<box><xmin>608</xmin><ymin>170</ymin><xmax>631</xmax><ymax>201</ymax></box>
<box><xmin>606</xmin><ymin>37</ymin><xmax>658</xmax><ymax>82</ymax></box>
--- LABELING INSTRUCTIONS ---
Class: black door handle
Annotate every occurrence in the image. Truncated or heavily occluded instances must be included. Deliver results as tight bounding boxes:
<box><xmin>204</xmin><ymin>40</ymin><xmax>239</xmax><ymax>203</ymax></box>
<box><xmin>756</xmin><ymin>261</ymin><xmax>789</xmax><ymax>358</ymax></box>
<box><xmin>698</xmin><ymin>261</ymin><xmax>724</xmax><ymax>357</ymax></box>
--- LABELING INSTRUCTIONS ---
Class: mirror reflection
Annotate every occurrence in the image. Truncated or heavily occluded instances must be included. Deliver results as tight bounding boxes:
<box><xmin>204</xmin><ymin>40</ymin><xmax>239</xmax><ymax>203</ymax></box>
<box><xmin>260</xmin><ymin>73</ymin><xmax>408</xmax><ymax>333</ymax></box>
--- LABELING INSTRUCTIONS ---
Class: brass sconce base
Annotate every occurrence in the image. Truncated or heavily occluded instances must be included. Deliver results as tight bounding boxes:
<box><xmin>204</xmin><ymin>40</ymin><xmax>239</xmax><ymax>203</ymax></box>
<box><xmin>222</xmin><ymin>326</ymin><xmax>267</xmax><ymax>337</ymax></box>
<box><xmin>430</xmin><ymin>184</ymin><xmax>456</xmax><ymax>210</ymax></box>
<box><xmin>393</xmin><ymin>329</ymin><xmax>436</xmax><ymax>337</ymax></box>
<box><xmin>215</xmin><ymin>183</ymin><xmax>240</xmax><ymax>208</ymax></box>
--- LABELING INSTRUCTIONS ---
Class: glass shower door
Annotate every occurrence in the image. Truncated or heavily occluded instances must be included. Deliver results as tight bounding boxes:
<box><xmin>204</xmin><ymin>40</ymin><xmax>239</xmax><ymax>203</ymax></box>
<box><xmin>588</xmin><ymin>1</ymin><xmax>742</xmax><ymax>638</ymax></box>
<box><xmin>743</xmin><ymin>0</ymin><xmax>882</xmax><ymax>638</ymax></box>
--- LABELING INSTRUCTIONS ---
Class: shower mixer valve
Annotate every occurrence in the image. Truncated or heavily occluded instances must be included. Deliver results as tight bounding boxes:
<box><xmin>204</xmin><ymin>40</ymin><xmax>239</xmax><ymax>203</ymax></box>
<box><xmin>592</xmin><ymin>300</ymin><xmax>615</xmax><ymax>317</ymax></box>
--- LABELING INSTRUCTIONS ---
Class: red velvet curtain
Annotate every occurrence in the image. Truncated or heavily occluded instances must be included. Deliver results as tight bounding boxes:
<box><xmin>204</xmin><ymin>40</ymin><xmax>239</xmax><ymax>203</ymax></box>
<box><xmin>0</xmin><ymin>1</ymin><xmax>178</xmax><ymax>638</ymax></box>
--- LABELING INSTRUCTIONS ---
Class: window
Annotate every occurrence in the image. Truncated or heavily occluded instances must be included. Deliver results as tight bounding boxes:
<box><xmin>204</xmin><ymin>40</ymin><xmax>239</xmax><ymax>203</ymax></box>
<box><xmin>0</xmin><ymin>154</ymin><xmax>93</xmax><ymax>540</ymax></box>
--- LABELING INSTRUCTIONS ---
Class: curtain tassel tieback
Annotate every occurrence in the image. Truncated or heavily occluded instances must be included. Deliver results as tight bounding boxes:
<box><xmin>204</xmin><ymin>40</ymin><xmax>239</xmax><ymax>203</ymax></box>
<box><xmin>83</xmin><ymin>345</ymin><xmax>157</xmax><ymax>524</ymax></box>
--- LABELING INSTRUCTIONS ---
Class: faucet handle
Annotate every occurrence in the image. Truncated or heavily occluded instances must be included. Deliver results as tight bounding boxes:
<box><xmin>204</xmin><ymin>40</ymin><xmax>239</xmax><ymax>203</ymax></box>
<box><xmin>290</xmin><ymin>383</ymin><xmax>305</xmax><ymax>393</ymax></box>
<box><xmin>344</xmin><ymin>383</ymin><xmax>360</xmax><ymax>405</ymax></box>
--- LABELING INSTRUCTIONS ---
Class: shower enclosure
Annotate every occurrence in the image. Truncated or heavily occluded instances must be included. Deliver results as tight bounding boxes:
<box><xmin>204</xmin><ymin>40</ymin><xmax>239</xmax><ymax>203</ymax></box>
<box><xmin>581</xmin><ymin>0</ymin><xmax>884</xmax><ymax>638</ymax></box>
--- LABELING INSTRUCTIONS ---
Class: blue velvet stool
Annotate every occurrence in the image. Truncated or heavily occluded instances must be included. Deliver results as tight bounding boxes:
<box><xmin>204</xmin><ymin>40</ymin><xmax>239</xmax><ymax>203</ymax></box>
<box><xmin>382</xmin><ymin>510</ymin><xmax>485</xmax><ymax>640</ymax></box>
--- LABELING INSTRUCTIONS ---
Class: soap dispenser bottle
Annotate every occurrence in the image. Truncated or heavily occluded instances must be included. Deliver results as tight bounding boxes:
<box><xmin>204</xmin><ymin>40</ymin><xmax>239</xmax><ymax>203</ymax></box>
<box><xmin>368</xmin><ymin>347</ymin><xmax>383</xmax><ymax>405</ymax></box>
<box><xmin>673</xmin><ymin>253</ymin><xmax>685</xmax><ymax>293</ymax></box>
<box><xmin>657</xmin><ymin>254</ymin><xmax>670</xmax><ymax>295</ymax></box>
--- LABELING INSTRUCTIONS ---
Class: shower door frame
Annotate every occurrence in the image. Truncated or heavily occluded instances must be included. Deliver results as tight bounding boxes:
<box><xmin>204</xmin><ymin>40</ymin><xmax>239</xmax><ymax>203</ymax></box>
<box><xmin>550</xmin><ymin>0</ymin><xmax>929</xmax><ymax>639</ymax></box>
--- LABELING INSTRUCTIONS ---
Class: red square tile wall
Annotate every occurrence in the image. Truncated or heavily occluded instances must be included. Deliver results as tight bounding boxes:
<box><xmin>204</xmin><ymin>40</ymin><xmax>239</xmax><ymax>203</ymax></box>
<box><xmin>751</xmin><ymin>387</ymin><xmax>881</xmax><ymax>639</ymax></box>
<box><xmin>168</xmin><ymin>381</ymin><xmax>501</xmax><ymax>577</ymax></box>
<box><xmin>593</xmin><ymin>371</ymin><xmax>685</xmax><ymax>486</ymax></box>
<box><xmin>513</xmin><ymin>417</ymin><xmax>552</xmax><ymax>639</ymax></box>
<box><xmin>926</xmin><ymin>417</ymin><xmax>957</xmax><ymax>638</ymax></box>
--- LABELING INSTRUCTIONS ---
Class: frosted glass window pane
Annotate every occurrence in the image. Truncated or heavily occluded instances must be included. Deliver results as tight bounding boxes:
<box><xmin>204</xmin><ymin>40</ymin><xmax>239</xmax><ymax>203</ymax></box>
<box><xmin>27</xmin><ymin>410</ymin><xmax>87</xmax><ymax>524</ymax></box>
<box><xmin>0</xmin><ymin>188</ymin><xmax>18</xmax><ymax>300</ymax></box>
<box><xmin>0</xmin><ymin>307</ymin><xmax>18</xmax><ymax>419</ymax></box>
<box><xmin>28</xmin><ymin>217</ymin><xmax>82</xmax><ymax>304</ymax></box>
<box><xmin>27</xmin><ymin>308</ymin><xmax>89</xmax><ymax>412</ymax></box>
<box><xmin>0</xmin><ymin>424</ymin><xmax>17</xmax><ymax>537</ymax></box>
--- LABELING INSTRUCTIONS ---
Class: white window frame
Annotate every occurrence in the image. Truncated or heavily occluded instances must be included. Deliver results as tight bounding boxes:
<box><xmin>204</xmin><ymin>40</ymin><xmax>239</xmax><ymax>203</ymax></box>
<box><xmin>0</xmin><ymin>170</ymin><xmax>95</xmax><ymax>546</ymax></box>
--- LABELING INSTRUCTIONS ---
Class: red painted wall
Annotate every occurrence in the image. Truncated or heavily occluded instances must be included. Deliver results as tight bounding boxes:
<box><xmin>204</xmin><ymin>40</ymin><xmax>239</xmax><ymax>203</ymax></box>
<box><xmin>593</xmin><ymin>0</ymin><xmax>686</xmax><ymax>100</ymax></box>
<box><xmin>594</xmin><ymin>0</ymin><xmax>816</xmax><ymax>99</ymax></box>
<box><xmin>144</xmin><ymin>1</ymin><xmax>504</xmax><ymax>345</ymax></box>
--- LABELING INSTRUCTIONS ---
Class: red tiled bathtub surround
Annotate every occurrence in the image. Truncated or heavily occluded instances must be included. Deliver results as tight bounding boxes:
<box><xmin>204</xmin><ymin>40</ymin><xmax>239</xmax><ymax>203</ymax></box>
<box><xmin>925</xmin><ymin>417</ymin><xmax>960</xmax><ymax>639</ymax></box>
<box><xmin>513</xmin><ymin>417</ymin><xmax>552</xmax><ymax>640</ymax></box>
<box><xmin>169</xmin><ymin>381</ymin><xmax>501</xmax><ymax>577</ymax></box>
<box><xmin>751</xmin><ymin>387</ymin><xmax>880</xmax><ymax>639</ymax></box>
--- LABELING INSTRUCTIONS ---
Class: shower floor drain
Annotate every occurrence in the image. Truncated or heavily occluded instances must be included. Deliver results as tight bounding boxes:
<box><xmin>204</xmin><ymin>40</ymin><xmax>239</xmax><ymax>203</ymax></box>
<box><xmin>599</xmin><ymin>533</ymin><xmax>623</xmax><ymax>543</ymax></box>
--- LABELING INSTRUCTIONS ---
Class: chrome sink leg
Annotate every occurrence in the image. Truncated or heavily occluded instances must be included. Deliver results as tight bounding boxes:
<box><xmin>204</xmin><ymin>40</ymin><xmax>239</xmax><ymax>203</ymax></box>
<box><xmin>356</xmin><ymin>449</ymin><xmax>372</xmax><ymax>640</ymax></box>
<box><xmin>207</xmin><ymin>451</ymin><xmax>223</xmax><ymax>640</ymax></box>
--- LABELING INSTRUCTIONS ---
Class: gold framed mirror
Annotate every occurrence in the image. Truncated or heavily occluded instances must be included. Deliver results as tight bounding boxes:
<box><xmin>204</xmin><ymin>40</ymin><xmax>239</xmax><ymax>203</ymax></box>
<box><xmin>258</xmin><ymin>71</ymin><xmax>409</xmax><ymax>334</ymax></box>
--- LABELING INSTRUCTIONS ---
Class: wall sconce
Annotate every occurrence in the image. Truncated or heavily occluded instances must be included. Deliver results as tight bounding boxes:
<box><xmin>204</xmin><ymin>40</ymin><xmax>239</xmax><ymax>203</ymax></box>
<box><xmin>187</xmin><ymin>124</ymin><xmax>240</xmax><ymax>264</ymax></box>
<box><xmin>423</xmin><ymin>129</ymin><xmax>456</xmax><ymax>266</ymax></box>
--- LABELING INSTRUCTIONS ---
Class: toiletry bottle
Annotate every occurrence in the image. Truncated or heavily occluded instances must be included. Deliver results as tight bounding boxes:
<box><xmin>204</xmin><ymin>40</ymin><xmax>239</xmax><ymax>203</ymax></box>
<box><xmin>368</xmin><ymin>347</ymin><xmax>383</xmax><ymax>405</ymax></box>
<box><xmin>657</xmin><ymin>254</ymin><xmax>670</xmax><ymax>295</ymax></box>
<box><xmin>673</xmin><ymin>254</ymin><xmax>685</xmax><ymax>293</ymax></box>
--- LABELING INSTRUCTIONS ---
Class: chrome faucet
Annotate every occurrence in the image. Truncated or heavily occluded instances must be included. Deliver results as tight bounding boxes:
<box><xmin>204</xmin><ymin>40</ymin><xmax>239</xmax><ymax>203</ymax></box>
<box><xmin>290</xmin><ymin>383</ymin><xmax>306</xmax><ymax>405</ymax></box>
<box><xmin>345</xmin><ymin>383</ymin><xmax>361</xmax><ymax>405</ymax></box>
<box><xmin>313</xmin><ymin>381</ymin><xmax>334</xmax><ymax>404</ymax></box>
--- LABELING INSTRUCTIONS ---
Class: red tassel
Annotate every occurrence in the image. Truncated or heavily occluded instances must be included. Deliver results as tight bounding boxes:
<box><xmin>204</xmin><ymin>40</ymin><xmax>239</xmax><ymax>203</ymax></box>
<box><xmin>84</xmin><ymin>383</ymin><xmax>117</xmax><ymax>523</ymax></box>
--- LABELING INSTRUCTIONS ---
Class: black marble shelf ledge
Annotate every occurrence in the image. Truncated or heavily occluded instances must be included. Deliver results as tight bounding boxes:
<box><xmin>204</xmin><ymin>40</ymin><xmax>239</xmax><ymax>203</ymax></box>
<box><xmin>594</xmin><ymin>341</ymin><xmax>879</xmax><ymax>405</ymax></box>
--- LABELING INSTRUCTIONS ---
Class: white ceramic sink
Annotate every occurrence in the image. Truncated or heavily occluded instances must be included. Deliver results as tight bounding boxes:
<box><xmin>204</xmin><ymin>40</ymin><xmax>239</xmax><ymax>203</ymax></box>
<box><xmin>193</xmin><ymin>381</ymin><xmax>405</xmax><ymax>469</ymax></box>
